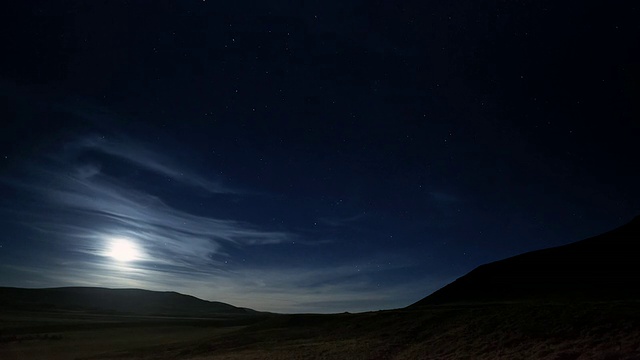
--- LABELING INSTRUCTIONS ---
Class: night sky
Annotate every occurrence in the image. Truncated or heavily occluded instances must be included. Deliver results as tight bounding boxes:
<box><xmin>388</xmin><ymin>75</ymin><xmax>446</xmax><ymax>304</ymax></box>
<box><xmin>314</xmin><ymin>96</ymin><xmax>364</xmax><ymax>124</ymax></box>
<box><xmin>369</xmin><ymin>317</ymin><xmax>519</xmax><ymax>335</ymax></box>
<box><xmin>1</xmin><ymin>1</ymin><xmax>638</xmax><ymax>313</ymax></box>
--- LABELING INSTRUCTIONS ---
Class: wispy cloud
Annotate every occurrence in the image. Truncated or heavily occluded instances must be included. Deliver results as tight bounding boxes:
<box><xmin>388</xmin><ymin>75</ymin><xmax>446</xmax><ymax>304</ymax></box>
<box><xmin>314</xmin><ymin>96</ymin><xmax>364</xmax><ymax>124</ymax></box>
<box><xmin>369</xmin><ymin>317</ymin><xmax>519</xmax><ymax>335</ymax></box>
<box><xmin>4</xmin><ymin>134</ymin><xmax>291</xmax><ymax>271</ymax></box>
<box><xmin>0</xmin><ymin>131</ymin><xmax>439</xmax><ymax>313</ymax></box>
<box><xmin>66</xmin><ymin>135</ymin><xmax>237</xmax><ymax>195</ymax></box>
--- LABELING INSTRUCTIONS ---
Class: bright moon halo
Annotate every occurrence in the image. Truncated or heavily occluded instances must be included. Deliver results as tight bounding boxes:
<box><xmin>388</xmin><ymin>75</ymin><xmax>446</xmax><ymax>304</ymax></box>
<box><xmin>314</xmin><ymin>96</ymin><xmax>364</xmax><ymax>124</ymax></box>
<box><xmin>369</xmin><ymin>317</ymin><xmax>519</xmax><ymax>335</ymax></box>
<box><xmin>107</xmin><ymin>238</ymin><xmax>140</xmax><ymax>262</ymax></box>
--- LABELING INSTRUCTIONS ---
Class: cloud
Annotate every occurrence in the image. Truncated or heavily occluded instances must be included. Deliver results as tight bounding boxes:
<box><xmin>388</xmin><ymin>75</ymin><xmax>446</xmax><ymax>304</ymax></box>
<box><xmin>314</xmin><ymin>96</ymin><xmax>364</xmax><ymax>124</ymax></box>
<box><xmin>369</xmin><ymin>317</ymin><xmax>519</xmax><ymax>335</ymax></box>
<box><xmin>0</xmin><ymin>132</ymin><xmax>442</xmax><ymax>313</ymax></box>
<box><xmin>5</xmin><ymin>134</ymin><xmax>292</xmax><ymax>273</ymax></box>
<box><xmin>68</xmin><ymin>135</ymin><xmax>237</xmax><ymax>195</ymax></box>
<box><xmin>28</xmin><ymin>167</ymin><xmax>289</xmax><ymax>267</ymax></box>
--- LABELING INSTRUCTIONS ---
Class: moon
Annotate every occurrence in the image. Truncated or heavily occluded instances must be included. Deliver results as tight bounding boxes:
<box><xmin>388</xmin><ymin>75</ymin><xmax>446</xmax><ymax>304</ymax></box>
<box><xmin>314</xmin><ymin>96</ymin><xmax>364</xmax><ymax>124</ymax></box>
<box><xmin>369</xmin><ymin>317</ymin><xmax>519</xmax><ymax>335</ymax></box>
<box><xmin>107</xmin><ymin>238</ymin><xmax>140</xmax><ymax>262</ymax></box>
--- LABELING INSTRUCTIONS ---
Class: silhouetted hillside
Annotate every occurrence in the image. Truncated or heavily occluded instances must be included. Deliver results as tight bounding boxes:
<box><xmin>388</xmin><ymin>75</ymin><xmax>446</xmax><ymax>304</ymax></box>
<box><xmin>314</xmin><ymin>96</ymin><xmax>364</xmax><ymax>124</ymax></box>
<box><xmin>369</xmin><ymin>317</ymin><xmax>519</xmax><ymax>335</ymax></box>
<box><xmin>0</xmin><ymin>287</ymin><xmax>255</xmax><ymax>317</ymax></box>
<box><xmin>413</xmin><ymin>216</ymin><xmax>640</xmax><ymax>306</ymax></box>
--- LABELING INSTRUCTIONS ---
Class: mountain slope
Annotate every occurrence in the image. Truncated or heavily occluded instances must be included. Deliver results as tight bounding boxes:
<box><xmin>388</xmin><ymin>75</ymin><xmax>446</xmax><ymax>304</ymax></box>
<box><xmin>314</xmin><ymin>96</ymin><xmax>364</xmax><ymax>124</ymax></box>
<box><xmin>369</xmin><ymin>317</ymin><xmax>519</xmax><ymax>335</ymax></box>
<box><xmin>0</xmin><ymin>287</ymin><xmax>255</xmax><ymax>317</ymax></box>
<box><xmin>413</xmin><ymin>216</ymin><xmax>640</xmax><ymax>306</ymax></box>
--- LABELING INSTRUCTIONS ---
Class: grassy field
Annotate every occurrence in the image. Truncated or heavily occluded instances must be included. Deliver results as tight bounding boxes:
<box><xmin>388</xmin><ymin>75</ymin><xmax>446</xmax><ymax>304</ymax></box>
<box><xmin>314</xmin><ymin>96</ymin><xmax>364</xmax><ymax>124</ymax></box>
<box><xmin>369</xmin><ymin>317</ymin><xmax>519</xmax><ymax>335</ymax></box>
<box><xmin>180</xmin><ymin>301</ymin><xmax>640</xmax><ymax>360</ymax></box>
<box><xmin>0</xmin><ymin>310</ymin><xmax>262</xmax><ymax>360</ymax></box>
<box><xmin>2</xmin><ymin>301</ymin><xmax>640</xmax><ymax>359</ymax></box>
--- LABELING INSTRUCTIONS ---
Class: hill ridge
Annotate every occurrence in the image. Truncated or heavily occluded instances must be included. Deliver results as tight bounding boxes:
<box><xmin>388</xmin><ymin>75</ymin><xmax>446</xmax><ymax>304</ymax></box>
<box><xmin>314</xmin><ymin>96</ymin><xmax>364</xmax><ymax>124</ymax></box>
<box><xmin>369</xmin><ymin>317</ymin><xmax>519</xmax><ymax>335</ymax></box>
<box><xmin>412</xmin><ymin>215</ymin><xmax>640</xmax><ymax>306</ymax></box>
<box><xmin>0</xmin><ymin>286</ymin><xmax>256</xmax><ymax>317</ymax></box>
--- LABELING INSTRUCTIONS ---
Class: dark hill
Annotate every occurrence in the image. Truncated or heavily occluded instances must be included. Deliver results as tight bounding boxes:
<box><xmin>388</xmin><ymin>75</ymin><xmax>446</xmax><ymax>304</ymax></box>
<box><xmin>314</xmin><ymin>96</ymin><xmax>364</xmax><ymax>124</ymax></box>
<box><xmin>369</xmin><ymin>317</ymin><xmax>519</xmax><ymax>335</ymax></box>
<box><xmin>413</xmin><ymin>216</ymin><xmax>640</xmax><ymax>306</ymax></box>
<box><xmin>0</xmin><ymin>287</ymin><xmax>255</xmax><ymax>317</ymax></box>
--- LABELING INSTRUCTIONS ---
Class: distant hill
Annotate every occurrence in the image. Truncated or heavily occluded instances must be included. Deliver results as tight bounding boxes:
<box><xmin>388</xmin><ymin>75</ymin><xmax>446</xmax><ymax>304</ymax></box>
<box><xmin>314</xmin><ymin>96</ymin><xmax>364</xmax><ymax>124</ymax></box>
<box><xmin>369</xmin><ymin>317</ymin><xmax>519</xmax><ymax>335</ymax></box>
<box><xmin>0</xmin><ymin>287</ymin><xmax>256</xmax><ymax>317</ymax></box>
<box><xmin>413</xmin><ymin>216</ymin><xmax>640</xmax><ymax>306</ymax></box>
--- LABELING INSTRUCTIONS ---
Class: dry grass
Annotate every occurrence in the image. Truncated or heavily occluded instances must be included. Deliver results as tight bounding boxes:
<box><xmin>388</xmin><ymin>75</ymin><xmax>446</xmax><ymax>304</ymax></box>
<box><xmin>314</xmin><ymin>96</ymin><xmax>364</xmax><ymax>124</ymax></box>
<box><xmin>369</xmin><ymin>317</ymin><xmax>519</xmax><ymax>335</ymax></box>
<box><xmin>0</xmin><ymin>311</ymin><xmax>253</xmax><ymax>360</ymax></box>
<box><xmin>2</xmin><ymin>301</ymin><xmax>640</xmax><ymax>359</ymax></box>
<box><xmin>182</xmin><ymin>302</ymin><xmax>640</xmax><ymax>360</ymax></box>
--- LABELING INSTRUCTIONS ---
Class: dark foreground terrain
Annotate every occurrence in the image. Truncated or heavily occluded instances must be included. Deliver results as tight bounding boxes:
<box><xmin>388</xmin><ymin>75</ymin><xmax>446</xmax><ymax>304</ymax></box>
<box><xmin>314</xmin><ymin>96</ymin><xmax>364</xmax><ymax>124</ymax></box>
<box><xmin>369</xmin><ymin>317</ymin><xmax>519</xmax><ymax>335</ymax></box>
<box><xmin>2</xmin><ymin>300</ymin><xmax>640</xmax><ymax>359</ymax></box>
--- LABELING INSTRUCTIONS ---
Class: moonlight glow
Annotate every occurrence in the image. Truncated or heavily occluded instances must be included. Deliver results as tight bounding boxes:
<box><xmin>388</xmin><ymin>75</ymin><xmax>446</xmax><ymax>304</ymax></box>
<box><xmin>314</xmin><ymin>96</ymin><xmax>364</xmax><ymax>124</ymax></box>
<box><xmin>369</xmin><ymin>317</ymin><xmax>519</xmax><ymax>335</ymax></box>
<box><xmin>106</xmin><ymin>238</ymin><xmax>140</xmax><ymax>262</ymax></box>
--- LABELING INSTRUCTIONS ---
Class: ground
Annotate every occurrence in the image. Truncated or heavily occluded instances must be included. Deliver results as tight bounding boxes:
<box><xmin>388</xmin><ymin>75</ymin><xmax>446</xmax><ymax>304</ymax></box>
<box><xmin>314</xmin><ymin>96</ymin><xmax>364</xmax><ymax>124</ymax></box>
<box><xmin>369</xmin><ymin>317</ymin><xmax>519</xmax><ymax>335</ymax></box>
<box><xmin>2</xmin><ymin>301</ymin><xmax>640</xmax><ymax>359</ymax></box>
